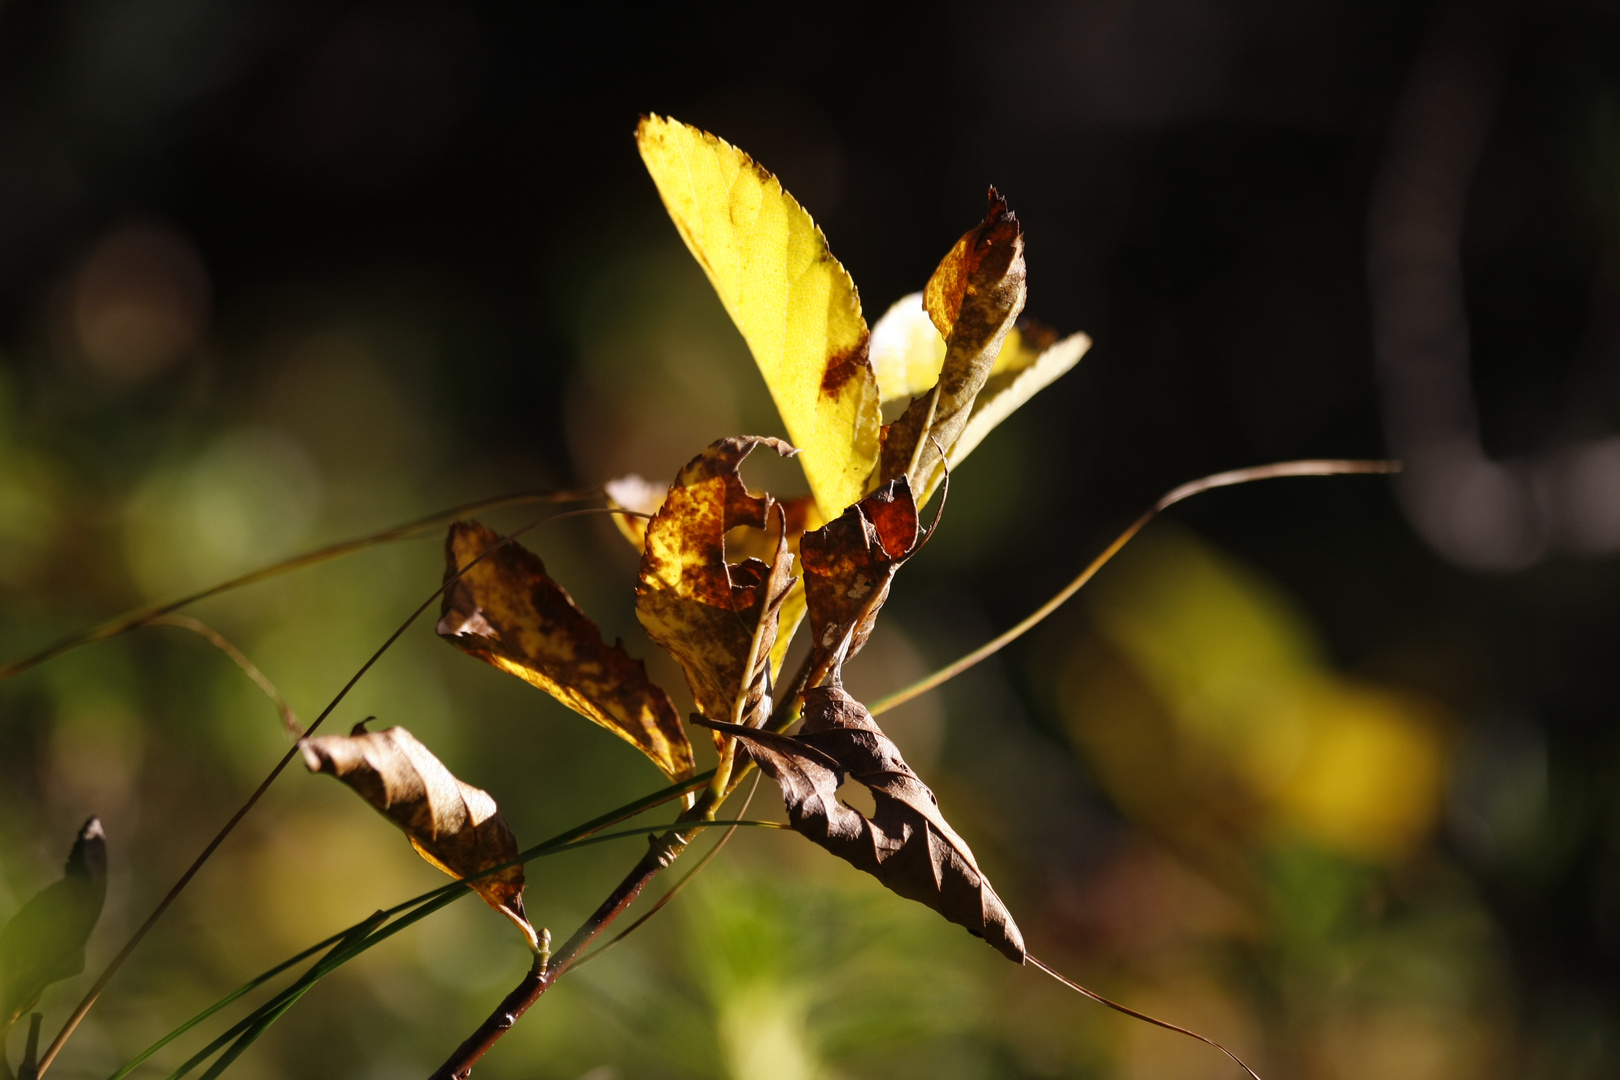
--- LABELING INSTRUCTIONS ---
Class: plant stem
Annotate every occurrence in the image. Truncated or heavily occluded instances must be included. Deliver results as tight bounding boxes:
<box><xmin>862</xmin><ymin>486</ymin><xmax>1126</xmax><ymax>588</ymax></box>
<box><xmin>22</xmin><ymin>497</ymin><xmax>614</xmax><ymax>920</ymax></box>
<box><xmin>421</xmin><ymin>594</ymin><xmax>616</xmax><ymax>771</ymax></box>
<box><xmin>868</xmin><ymin>459</ymin><xmax>1397</xmax><ymax>716</ymax></box>
<box><xmin>427</xmin><ymin>830</ymin><xmax>694</xmax><ymax>1080</ymax></box>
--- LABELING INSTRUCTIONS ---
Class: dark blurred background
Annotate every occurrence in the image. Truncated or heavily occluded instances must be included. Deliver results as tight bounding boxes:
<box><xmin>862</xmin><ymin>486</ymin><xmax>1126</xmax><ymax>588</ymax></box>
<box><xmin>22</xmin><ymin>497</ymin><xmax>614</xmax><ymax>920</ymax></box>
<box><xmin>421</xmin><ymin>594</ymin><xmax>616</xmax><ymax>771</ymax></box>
<box><xmin>2</xmin><ymin>0</ymin><xmax>1619</xmax><ymax>1077</ymax></box>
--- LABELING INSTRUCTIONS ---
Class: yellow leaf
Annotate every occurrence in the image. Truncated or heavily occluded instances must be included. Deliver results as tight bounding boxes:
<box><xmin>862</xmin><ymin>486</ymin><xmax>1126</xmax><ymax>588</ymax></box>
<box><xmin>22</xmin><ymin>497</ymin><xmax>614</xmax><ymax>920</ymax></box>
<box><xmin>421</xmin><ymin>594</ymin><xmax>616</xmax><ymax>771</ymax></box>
<box><xmin>636</xmin><ymin>115</ymin><xmax>880</xmax><ymax>521</ymax></box>
<box><xmin>636</xmin><ymin>437</ymin><xmax>799</xmax><ymax>740</ymax></box>
<box><xmin>936</xmin><ymin>330</ymin><xmax>1091</xmax><ymax>502</ymax></box>
<box><xmin>301</xmin><ymin>725</ymin><xmax>538</xmax><ymax>949</ymax></box>
<box><xmin>438</xmin><ymin>520</ymin><xmax>694</xmax><ymax>782</ymax></box>
<box><xmin>869</xmin><ymin>293</ymin><xmax>947</xmax><ymax>409</ymax></box>
<box><xmin>872</xmin><ymin>295</ymin><xmax>1068</xmax><ymax>402</ymax></box>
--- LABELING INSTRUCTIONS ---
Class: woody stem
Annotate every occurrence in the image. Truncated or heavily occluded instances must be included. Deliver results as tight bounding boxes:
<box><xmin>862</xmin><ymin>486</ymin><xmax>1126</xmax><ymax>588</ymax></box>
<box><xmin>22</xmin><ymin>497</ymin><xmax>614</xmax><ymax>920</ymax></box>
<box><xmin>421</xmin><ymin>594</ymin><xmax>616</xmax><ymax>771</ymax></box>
<box><xmin>426</xmin><ymin>799</ymin><xmax>717</xmax><ymax>1079</ymax></box>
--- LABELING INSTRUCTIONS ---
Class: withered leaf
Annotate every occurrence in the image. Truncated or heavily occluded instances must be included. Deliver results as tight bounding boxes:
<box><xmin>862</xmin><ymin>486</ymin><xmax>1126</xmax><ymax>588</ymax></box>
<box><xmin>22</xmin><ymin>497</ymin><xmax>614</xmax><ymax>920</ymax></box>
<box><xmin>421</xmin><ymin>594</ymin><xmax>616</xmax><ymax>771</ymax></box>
<box><xmin>800</xmin><ymin>478</ymin><xmax>921</xmax><ymax>675</ymax></box>
<box><xmin>301</xmin><ymin>726</ymin><xmax>538</xmax><ymax>949</ymax></box>
<box><xmin>609</xmin><ymin>477</ymin><xmax>818</xmax><ymax>686</ymax></box>
<box><xmin>636</xmin><ymin>437</ymin><xmax>800</xmax><ymax>736</ymax></box>
<box><xmin>879</xmin><ymin>189</ymin><xmax>1028</xmax><ymax>500</ymax></box>
<box><xmin>696</xmin><ymin>686</ymin><xmax>1025</xmax><ymax>962</ymax></box>
<box><xmin>438</xmin><ymin>520</ymin><xmax>693</xmax><ymax>781</ymax></box>
<box><xmin>0</xmin><ymin>818</ymin><xmax>107</xmax><ymax>1032</ymax></box>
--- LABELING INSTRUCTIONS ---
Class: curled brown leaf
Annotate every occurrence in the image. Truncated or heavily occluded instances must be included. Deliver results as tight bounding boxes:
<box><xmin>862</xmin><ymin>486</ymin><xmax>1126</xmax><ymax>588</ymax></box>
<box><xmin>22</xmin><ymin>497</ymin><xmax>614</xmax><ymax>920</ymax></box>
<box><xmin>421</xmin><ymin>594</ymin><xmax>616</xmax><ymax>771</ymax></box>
<box><xmin>800</xmin><ymin>477</ymin><xmax>921</xmax><ymax>677</ymax></box>
<box><xmin>879</xmin><ymin>188</ymin><xmax>1028</xmax><ymax>499</ymax></box>
<box><xmin>635</xmin><ymin>437</ymin><xmax>800</xmax><ymax>737</ymax></box>
<box><xmin>695</xmin><ymin>685</ymin><xmax>1025</xmax><ymax>962</ymax></box>
<box><xmin>300</xmin><ymin>725</ymin><xmax>538</xmax><ymax>949</ymax></box>
<box><xmin>438</xmin><ymin>520</ymin><xmax>693</xmax><ymax>781</ymax></box>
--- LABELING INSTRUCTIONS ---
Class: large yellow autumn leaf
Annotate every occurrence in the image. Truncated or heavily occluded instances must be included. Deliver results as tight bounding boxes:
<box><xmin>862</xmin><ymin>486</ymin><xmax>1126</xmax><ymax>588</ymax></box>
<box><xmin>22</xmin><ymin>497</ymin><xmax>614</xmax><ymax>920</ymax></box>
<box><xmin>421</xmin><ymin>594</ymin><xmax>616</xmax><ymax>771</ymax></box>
<box><xmin>636</xmin><ymin>115</ymin><xmax>880</xmax><ymax>521</ymax></box>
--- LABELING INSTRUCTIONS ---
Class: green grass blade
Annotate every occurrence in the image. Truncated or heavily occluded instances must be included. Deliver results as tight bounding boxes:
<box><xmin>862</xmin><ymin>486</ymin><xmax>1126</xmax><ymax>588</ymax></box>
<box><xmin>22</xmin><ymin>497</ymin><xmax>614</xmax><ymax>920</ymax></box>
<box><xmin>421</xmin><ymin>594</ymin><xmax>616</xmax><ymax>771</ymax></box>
<box><xmin>110</xmin><ymin>770</ymin><xmax>716</xmax><ymax>1079</ymax></box>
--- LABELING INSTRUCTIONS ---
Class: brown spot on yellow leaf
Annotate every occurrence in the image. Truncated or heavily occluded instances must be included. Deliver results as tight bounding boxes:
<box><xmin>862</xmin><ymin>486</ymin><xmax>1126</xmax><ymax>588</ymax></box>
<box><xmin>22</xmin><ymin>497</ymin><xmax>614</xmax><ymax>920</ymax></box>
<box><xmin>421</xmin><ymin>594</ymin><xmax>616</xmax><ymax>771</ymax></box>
<box><xmin>438</xmin><ymin>520</ymin><xmax>693</xmax><ymax>782</ymax></box>
<box><xmin>819</xmin><ymin>335</ymin><xmax>871</xmax><ymax>399</ymax></box>
<box><xmin>300</xmin><ymin>726</ymin><xmax>538</xmax><ymax>949</ymax></box>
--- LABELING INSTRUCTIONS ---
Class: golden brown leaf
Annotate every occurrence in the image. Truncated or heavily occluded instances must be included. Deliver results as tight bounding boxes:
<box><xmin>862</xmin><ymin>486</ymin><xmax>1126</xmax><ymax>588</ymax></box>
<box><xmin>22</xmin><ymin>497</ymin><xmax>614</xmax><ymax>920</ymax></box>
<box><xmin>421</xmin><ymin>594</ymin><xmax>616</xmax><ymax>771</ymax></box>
<box><xmin>438</xmin><ymin>520</ymin><xmax>693</xmax><ymax>781</ymax></box>
<box><xmin>878</xmin><ymin>189</ymin><xmax>1028</xmax><ymax>500</ymax></box>
<box><xmin>301</xmin><ymin>725</ymin><xmax>538</xmax><ymax>949</ymax></box>
<box><xmin>800</xmin><ymin>478</ymin><xmax>921</xmax><ymax>676</ymax></box>
<box><xmin>696</xmin><ymin>685</ymin><xmax>1025</xmax><ymax>962</ymax></box>
<box><xmin>636</xmin><ymin>437</ymin><xmax>799</xmax><ymax>738</ymax></box>
<box><xmin>0</xmin><ymin>819</ymin><xmax>107</xmax><ymax>1032</ymax></box>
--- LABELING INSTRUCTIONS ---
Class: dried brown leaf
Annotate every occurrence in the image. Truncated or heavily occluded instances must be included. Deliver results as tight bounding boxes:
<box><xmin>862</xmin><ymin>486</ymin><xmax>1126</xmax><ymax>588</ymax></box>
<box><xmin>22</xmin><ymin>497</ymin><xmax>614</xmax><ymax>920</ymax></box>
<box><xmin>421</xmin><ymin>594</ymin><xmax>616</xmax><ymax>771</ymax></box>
<box><xmin>0</xmin><ymin>819</ymin><xmax>107</xmax><ymax>1031</ymax></box>
<box><xmin>300</xmin><ymin>725</ymin><xmax>537</xmax><ymax>949</ymax></box>
<box><xmin>438</xmin><ymin>520</ymin><xmax>693</xmax><ymax>781</ymax></box>
<box><xmin>696</xmin><ymin>685</ymin><xmax>1025</xmax><ymax>962</ymax></box>
<box><xmin>636</xmin><ymin>437</ymin><xmax>800</xmax><ymax>739</ymax></box>
<box><xmin>878</xmin><ymin>189</ymin><xmax>1028</xmax><ymax>498</ymax></box>
<box><xmin>800</xmin><ymin>478</ymin><xmax>921</xmax><ymax>675</ymax></box>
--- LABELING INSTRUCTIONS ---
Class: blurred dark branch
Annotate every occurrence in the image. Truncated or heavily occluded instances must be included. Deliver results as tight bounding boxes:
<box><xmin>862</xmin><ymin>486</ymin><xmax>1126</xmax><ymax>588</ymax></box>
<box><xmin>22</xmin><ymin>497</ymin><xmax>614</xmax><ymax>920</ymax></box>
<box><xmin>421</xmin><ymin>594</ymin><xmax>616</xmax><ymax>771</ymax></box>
<box><xmin>1370</xmin><ymin>1</ymin><xmax>1620</xmax><ymax>566</ymax></box>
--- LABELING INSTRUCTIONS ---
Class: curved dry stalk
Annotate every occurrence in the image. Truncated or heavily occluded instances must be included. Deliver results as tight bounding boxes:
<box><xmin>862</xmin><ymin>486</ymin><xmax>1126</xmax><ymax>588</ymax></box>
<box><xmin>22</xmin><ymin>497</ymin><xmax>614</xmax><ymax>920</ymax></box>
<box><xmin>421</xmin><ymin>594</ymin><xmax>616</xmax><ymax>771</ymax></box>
<box><xmin>0</xmin><ymin>487</ymin><xmax>600</xmax><ymax>684</ymax></box>
<box><xmin>149</xmin><ymin>615</ymin><xmax>302</xmax><ymax>737</ymax></box>
<box><xmin>34</xmin><ymin>506</ymin><xmax>635</xmax><ymax>1078</ymax></box>
<box><xmin>1029</xmin><ymin>955</ymin><xmax>1262</xmax><ymax>1080</ymax></box>
<box><xmin>868</xmin><ymin>459</ymin><xmax>1398</xmax><ymax>716</ymax></box>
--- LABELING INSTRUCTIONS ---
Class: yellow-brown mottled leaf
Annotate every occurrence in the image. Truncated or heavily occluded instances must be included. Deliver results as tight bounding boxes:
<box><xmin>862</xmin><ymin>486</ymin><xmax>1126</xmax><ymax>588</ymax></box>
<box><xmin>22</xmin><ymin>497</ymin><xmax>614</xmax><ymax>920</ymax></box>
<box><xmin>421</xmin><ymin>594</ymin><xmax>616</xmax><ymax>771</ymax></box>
<box><xmin>878</xmin><ymin>190</ymin><xmax>1027</xmax><ymax>502</ymax></box>
<box><xmin>636</xmin><ymin>436</ymin><xmax>798</xmax><ymax>739</ymax></box>
<box><xmin>0</xmin><ymin>818</ymin><xmax>107</xmax><ymax>1034</ymax></box>
<box><xmin>438</xmin><ymin>521</ymin><xmax>693</xmax><ymax>781</ymax></box>
<box><xmin>301</xmin><ymin>725</ymin><xmax>538</xmax><ymax>949</ymax></box>
<box><xmin>696</xmin><ymin>686</ymin><xmax>1025</xmax><ymax>962</ymax></box>
<box><xmin>637</xmin><ymin>115</ymin><xmax>880</xmax><ymax>521</ymax></box>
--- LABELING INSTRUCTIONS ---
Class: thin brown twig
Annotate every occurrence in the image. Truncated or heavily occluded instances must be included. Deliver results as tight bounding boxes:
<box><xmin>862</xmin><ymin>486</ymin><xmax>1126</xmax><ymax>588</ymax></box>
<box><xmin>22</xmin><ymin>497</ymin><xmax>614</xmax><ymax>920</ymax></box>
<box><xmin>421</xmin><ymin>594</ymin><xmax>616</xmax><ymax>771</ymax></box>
<box><xmin>34</xmin><ymin>506</ymin><xmax>632</xmax><ymax>1078</ymax></box>
<box><xmin>428</xmin><ymin>826</ymin><xmax>694</xmax><ymax>1080</ymax></box>
<box><xmin>570</xmin><ymin>772</ymin><xmax>764</xmax><ymax>970</ymax></box>
<box><xmin>0</xmin><ymin>487</ymin><xmax>600</xmax><ymax>683</ymax></box>
<box><xmin>429</xmin><ymin>753</ymin><xmax>765</xmax><ymax>1079</ymax></box>
<box><xmin>149</xmin><ymin>615</ymin><xmax>303</xmax><ymax>737</ymax></box>
<box><xmin>1028</xmin><ymin>955</ymin><xmax>1263</xmax><ymax>1080</ymax></box>
<box><xmin>868</xmin><ymin>459</ymin><xmax>1398</xmax><ymax>716</ymax></box>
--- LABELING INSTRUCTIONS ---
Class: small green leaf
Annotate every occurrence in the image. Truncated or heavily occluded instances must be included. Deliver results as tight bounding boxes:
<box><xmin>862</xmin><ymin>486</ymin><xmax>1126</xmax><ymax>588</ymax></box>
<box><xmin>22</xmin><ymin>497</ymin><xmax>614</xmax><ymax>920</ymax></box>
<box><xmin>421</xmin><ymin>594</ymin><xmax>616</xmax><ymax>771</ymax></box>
<box><xmin>1</xmin><ymin>819</ymin><xmax>108</xmax><ymax>1034</ymax></box>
